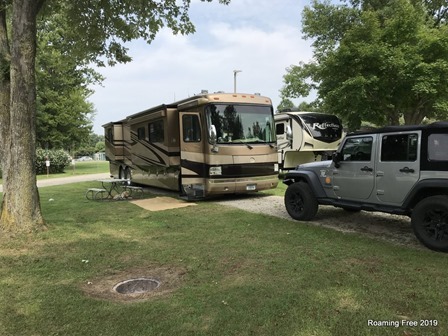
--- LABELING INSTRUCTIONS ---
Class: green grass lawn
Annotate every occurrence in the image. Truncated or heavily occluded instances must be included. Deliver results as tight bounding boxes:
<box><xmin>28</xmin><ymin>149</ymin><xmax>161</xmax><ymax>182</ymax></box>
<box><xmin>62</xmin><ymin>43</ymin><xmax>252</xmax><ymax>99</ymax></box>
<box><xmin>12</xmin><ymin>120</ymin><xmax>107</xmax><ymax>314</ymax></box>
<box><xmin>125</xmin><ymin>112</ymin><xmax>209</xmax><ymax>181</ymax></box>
<box><xmin>36</xmin><ymin>160</ymin><xmax>109</xmax><ymax>180</ymax></box>
<box><xmin>0</xmin><ymin>161</ymin><xmax>109</xmax><ymax>185</ymax></box>
<box><xmin>0</xmin><ymin>182</ymin><xmax>447</xmax><ymax>335</ymax></box>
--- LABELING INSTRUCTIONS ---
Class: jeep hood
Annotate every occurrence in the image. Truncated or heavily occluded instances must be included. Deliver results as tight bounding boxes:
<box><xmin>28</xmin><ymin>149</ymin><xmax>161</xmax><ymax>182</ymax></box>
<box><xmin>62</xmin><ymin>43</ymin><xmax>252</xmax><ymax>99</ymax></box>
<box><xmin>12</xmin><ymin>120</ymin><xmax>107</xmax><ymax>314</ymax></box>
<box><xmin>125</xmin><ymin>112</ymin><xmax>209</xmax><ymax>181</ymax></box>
<box><xmin>298</xmin><ymin>160</ymin><xmax>332</xmax><ymax>169</ymax></box>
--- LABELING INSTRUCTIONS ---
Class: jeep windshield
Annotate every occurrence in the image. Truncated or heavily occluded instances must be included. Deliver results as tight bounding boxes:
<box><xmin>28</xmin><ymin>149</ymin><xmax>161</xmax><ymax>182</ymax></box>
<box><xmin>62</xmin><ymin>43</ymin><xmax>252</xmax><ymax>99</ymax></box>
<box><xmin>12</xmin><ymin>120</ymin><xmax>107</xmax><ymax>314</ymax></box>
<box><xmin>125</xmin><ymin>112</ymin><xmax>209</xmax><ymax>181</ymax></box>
<box><xmin>206</xmin><ymin>104</ymin><xmax>275</xmax><ymax>144</ymax></box>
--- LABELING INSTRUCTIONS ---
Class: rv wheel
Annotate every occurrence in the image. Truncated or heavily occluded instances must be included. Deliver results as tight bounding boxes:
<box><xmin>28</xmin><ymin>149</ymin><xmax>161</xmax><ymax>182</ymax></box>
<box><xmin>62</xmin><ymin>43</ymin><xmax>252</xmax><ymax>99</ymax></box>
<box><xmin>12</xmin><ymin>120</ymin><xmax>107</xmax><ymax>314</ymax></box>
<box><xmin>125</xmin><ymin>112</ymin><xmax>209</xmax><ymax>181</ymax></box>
<box><xmin>179</xmin><ymin>179</ymin><xmax>187</xmax><ymax>196</ymax></box>
<box><xmin>124</xmin><ymin>167</ymin><xmax>132</xmax><ymax>185</ymax></box>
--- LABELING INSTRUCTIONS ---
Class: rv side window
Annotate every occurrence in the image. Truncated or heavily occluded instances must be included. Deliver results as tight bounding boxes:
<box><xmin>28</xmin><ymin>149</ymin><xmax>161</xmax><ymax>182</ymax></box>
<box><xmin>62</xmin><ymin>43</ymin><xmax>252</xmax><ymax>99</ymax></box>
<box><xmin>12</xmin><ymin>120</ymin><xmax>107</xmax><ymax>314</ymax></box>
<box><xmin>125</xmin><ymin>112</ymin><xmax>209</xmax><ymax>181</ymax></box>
<box><xmin>137</xmin><ymin>127</ymin><xmax>146</xmax><ymax>140</ymax></box>
<box><xmin>149</xmin><ymin>120</ymin><xmax>164</xmax><ymax>143</ymax></box>
<box><xmin>183</xmin><ymin>115</ymin><xmax>201</xmax><ymax>142</ymax></box>
<box><xmin>276</xmin><ymin>123</ymin><xmax>284</xmax><ymax>135</ymax></box>
<box><xmin>106</xmin><ymin>128</ymin><xmax>113</xmax><ymax>141</ymax></box>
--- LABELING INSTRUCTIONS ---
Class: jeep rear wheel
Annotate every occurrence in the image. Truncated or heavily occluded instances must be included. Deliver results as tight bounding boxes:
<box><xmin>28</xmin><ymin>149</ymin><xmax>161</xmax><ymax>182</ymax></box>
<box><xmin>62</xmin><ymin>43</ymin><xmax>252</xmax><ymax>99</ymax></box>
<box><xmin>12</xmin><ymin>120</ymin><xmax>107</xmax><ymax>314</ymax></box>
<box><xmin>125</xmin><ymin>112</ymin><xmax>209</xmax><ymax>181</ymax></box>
<box><xmin>411</xmin><ymin>196</ymin><xmax>448</xmax><ymax>252</ymax></box>
<box><xmin>284</xmin><ymin>182</ymin><xmax>318</xmax><ymax>221</ymax></box>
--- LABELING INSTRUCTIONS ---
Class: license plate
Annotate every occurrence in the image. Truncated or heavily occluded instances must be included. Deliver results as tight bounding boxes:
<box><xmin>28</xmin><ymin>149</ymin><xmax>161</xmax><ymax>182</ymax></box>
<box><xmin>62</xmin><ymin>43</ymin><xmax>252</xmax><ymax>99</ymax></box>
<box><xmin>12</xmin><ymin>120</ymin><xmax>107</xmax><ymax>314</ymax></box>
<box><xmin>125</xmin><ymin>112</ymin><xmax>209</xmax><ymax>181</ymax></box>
<box><xmin>246</xmin><ymin>184</ymin><xmax>256</xmax><ymax>191</ymax></box>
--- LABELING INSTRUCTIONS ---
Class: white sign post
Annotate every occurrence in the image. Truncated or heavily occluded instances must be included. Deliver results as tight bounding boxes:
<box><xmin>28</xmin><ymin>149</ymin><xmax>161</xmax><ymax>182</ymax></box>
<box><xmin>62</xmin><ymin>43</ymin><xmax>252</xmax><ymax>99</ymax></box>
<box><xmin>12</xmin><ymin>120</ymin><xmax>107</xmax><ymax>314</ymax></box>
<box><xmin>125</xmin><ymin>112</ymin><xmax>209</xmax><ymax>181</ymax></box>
<box><xmin>46</xmin><ymin>159</ymin><xmax>50</xmax><ymax>178</ymax></box>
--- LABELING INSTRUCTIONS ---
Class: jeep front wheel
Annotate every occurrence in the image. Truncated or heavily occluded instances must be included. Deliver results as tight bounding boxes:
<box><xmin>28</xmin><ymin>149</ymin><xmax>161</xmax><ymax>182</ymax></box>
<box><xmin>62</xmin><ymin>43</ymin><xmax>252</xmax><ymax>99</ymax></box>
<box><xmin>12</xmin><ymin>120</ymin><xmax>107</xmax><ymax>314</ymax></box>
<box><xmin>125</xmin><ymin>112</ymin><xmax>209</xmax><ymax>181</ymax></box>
<box><xmin>411</xmin><ymin>195</ymin><xmax>448</xmax><ymax>252</ymax></box>
<box><xmin>284</xmin><ymin>182</ymin><xmax>318</xmax><ymax>221</ymax></box>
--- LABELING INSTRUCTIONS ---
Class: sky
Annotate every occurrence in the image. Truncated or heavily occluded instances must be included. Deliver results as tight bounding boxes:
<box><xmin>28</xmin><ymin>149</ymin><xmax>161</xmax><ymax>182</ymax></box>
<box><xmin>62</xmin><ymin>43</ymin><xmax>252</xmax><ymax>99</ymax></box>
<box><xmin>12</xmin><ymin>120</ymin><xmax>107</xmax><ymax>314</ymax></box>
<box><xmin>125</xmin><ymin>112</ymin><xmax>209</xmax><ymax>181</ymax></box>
<box><xmin>88</xmin><ymin>0</ymin><xmax>315</xmax><ymax>134</ymax></box>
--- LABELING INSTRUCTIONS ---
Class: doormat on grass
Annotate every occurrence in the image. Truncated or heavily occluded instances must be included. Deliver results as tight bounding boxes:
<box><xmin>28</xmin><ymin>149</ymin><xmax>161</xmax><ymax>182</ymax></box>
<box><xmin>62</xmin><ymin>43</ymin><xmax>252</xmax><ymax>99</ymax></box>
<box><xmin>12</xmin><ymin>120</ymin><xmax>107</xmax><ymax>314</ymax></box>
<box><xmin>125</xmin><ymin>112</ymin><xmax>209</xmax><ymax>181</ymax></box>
<box><xmin>131</xmin><ymin>197</ymin><xmax>197</xmax><ymax>211</ymax></box>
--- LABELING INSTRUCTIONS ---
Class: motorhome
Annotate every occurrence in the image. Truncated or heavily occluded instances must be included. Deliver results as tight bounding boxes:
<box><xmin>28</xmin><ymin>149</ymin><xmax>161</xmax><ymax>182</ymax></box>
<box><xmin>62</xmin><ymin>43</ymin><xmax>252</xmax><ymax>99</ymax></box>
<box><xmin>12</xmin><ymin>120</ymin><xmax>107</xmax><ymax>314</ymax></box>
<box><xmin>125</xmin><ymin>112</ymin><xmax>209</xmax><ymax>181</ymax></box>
<box><xmin>103</xmin><ymin>92</ymin><xmax>279</xmax><ymax>200</ymax></box>
<box><xmin>274</xmin><ymin>110</ymin><xmax>344</xmax><ymax>170</ymax></box>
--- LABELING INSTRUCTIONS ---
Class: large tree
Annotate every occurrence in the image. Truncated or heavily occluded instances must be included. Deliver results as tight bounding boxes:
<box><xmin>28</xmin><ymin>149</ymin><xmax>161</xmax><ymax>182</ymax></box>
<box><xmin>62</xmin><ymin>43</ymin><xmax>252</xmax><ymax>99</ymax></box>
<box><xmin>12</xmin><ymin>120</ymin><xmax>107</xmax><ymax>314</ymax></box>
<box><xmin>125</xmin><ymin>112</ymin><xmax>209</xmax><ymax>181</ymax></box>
<box><xmin>281</xmin><ymin>0</ymin><xmax>448</xmax><ymax>130</ymax></box>
<box><xmin>0</xmin><ymin>0</ymin><xmax>230</xmax><ymax>233</ymax></box>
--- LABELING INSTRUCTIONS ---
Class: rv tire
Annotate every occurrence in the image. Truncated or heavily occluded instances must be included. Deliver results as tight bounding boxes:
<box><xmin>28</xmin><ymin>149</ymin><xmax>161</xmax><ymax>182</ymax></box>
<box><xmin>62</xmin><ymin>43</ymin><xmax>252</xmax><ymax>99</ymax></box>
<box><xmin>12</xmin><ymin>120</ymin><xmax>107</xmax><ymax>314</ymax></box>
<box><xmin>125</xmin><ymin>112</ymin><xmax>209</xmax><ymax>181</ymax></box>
<box><xmin>124</xmin><ymin>167</ymin><xmax>132</xmax><ymax>185</ymax></box>
<box><xmin>179</xmin><ymin>179</ymin><xmax>187</xmax><ymax>196</ymax></box>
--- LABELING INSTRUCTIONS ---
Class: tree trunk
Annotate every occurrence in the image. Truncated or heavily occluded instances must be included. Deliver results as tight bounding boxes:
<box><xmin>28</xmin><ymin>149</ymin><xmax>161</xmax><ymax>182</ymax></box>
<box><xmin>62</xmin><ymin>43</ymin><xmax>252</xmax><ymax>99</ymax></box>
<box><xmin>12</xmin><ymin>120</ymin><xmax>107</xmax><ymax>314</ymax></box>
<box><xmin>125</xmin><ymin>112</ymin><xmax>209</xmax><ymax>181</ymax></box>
<box><xmin>0</xmin><ymin>4</ymin><xmax>10</xmax><ymax>163</ymax></box>
<box><xmin>403</xmin><ymin>109</ymin><xmax>425</xmax><ymax>125</ymax></box>
<box><xmin>387</xmin><ymin>110</ymin><xmax>400</xmax><ymax>126</ymax></box>
<box><xmin>0</xmin><ymin>0</ymin><xmax>45</xmax><ymax>232</ymax></box>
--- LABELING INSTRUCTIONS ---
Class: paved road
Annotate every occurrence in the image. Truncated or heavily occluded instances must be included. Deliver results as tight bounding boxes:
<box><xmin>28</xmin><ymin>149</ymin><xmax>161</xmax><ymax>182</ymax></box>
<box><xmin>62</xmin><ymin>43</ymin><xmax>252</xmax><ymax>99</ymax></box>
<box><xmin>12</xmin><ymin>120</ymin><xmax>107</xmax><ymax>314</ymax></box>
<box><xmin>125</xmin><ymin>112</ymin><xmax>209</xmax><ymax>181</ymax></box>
<box><xmin>0</xmin><ymin>173</ymin><xmax>110</xmax><ymax>193</ymax></box>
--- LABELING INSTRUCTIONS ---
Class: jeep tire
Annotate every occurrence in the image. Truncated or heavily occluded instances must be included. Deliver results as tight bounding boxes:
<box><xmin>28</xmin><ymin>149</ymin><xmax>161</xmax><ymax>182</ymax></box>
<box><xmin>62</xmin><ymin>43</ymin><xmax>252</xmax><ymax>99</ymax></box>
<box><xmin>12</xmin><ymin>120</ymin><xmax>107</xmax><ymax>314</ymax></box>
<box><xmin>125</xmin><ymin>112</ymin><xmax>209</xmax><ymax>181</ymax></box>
<box><xmin>411</xmin><ymin>195</ymin><xmax>448</xmax><ymax>252</ymax></box>
<box><xmin>285</xmin><ymin>182</ymin><xmax>318</xmax><ymax>221</ymax></box>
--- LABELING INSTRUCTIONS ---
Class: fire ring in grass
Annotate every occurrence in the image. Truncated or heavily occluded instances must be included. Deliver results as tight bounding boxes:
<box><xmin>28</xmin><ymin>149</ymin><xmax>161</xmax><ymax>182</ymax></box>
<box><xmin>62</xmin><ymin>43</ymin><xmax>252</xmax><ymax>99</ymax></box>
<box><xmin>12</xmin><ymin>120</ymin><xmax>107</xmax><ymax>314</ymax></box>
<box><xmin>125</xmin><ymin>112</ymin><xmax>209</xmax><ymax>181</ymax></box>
<box><xmin>113</xmin><ymin>278</ymin><xmax>161</xmax><ymax>295</ymax></box>
<box><xmin>82</xmin><ymin>266</ymin><xmax>185</xmax><ymax>302</ymax></box>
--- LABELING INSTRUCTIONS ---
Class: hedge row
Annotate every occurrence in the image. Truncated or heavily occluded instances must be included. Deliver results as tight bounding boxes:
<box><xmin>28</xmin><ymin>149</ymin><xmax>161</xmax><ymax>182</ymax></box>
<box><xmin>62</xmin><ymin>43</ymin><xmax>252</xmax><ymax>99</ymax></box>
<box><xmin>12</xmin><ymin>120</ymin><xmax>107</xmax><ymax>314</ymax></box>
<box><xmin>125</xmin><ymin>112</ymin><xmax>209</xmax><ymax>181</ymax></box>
<box><xmin>35</xmin><ymin>148</ymin><xmax>71</xmax><ymax>174</ymax></box>
<box><xmin>0</xmin><ymin>149</ymin><xmax>71</xmax><ymax>178</ymax></box>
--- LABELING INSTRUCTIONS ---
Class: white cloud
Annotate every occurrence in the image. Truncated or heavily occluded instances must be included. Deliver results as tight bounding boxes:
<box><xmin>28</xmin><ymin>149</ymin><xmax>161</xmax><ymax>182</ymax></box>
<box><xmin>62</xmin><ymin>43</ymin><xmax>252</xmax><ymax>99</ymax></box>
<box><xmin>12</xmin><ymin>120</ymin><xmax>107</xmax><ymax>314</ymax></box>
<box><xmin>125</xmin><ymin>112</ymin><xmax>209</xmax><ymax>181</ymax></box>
<box><xmin>89</xmin><ymin>0</ymin><xmax>314</xmax><ymax>133</ymax></box>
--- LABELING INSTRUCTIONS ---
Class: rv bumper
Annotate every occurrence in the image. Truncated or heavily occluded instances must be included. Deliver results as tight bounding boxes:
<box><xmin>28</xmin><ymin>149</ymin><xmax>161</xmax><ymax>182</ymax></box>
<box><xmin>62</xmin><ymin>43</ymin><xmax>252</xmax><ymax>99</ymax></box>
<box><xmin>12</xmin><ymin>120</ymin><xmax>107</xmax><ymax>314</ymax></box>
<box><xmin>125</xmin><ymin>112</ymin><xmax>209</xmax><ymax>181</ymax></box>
<box><xmin>207</xmin><ymin>175</ymin><xmax>279</xmax><ymax>195</ymax></box>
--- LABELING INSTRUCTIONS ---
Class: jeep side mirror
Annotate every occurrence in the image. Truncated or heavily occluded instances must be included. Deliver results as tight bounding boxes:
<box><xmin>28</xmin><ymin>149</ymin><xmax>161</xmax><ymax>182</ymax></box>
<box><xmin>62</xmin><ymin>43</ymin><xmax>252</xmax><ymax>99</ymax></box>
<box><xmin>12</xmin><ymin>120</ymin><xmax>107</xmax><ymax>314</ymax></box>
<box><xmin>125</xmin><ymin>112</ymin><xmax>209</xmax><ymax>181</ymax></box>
<box><xmin>332</xmin><ymin>152</ymin><xmax>342</xmax><ymax>168</ymax></box>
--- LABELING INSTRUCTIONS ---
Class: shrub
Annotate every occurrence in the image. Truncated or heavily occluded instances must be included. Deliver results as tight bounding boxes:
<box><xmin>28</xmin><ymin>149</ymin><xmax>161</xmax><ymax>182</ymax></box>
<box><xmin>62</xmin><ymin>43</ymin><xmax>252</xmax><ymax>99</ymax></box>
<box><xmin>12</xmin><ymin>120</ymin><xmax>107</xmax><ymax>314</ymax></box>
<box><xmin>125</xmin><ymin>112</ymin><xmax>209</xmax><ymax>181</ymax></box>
<box><xmin>36</xmin><ymin>148</ymin><xmax>71</xmax><ymax>175</ymax></box>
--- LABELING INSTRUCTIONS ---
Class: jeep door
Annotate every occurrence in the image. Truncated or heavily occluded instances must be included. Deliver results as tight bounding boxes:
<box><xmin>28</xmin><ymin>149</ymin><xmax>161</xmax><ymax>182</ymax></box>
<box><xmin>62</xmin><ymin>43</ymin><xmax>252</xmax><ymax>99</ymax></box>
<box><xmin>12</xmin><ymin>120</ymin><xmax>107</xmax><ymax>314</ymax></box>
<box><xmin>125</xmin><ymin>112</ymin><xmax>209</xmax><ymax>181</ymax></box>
<box><xmin>332</xmin><ymin>135</ymin><xmax>376</xmax><ymax>200</ymax></box>
<box><xmin>375</xmin><ymin>131</ymin><xmax>420</xmax><ymax>204</ymax></box>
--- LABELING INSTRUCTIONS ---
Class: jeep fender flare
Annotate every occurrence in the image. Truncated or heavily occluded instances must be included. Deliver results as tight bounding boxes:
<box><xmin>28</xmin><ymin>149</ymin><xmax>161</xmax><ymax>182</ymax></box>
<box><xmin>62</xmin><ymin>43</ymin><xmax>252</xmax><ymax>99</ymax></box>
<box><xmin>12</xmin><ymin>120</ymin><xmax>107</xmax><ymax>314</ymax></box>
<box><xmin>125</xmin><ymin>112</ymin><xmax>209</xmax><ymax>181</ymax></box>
<box><xmin>283</xmin><ymin>170</ymin><xmax>327</xmax><ymax>198</ymax></box>
<box><xmin>403</xmin><ymin>179</ymin><xmax>448</xmax><ymax>209</ymax></box>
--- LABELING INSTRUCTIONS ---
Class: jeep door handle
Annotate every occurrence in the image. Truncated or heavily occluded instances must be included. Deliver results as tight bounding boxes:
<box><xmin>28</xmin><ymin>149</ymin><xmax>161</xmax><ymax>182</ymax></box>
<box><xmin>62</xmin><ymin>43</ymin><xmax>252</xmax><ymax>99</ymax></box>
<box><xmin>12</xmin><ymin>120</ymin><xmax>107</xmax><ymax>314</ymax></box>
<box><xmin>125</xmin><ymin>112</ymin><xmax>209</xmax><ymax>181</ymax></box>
<box><xmin>399</xmin><ymin>167</ymin><xmax>415</xmax><ymax>173</ymax></box>
<box><xmin>360</xmin><ymin>166</ymin><xmax>373</xmax><ymax>172</ymax></box>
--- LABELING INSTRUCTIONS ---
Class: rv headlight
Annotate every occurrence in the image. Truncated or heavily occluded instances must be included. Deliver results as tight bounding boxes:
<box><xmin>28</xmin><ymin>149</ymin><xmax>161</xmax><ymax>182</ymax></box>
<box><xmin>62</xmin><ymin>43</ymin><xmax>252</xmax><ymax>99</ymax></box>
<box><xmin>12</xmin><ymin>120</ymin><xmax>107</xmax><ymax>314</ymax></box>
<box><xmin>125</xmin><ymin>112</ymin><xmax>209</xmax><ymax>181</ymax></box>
<box><xmin>209</xmin><ymin>166</ymin><xmax>222</xmax><ymax>176</ymax></box>
<box><xmin>274</xmin><ymin>164</ymin><xmax>279</xmax><ymax>172</ymax></box>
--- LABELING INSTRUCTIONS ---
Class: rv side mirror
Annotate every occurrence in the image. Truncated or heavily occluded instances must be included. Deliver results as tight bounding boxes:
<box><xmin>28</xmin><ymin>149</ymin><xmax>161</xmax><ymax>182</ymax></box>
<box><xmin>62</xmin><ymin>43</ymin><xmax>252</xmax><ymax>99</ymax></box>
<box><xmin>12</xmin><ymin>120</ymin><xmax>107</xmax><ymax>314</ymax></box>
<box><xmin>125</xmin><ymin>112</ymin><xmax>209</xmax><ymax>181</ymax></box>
<box><xmin>209</xmin><ymin>125</ymin><xmax>217</xmax><ymax>145</ymax></box>
<box><xmin>332</xmin><ymin>152</ymin><xmax>342</xmax><ymax>168</ymax></box>
<box><xmin>285</xmin><ymin>124</ymin><xmax>293</xmax><ymax>141</ymax></box>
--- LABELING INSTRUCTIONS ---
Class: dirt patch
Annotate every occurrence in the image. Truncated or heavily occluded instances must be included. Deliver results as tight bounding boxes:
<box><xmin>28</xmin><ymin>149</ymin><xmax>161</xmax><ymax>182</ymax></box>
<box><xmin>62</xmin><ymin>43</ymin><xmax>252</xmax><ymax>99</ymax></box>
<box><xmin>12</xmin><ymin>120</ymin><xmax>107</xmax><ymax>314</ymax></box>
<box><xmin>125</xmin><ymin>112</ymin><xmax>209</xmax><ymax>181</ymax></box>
<box><xmin>131</xmin><ymin>197</ymin><xmax>197</xmax><ymax>211</ymax></box>
<box><xmin>81</xmin><ymin>265</ymin><xmax>186</xmax><ymax>302</ymax></box>
<box><xmin>216</xmin><ymin>194</ymin><xmax>423</xmax><ymax>250</ymax></box>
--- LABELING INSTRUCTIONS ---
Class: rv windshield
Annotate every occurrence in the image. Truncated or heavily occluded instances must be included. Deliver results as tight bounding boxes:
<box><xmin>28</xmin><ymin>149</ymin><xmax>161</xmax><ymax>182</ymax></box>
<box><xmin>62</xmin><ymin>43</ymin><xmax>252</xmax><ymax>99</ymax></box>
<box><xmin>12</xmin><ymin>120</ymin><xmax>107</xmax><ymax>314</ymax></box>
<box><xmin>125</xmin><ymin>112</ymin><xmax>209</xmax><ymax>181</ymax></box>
<box><xmin>206</xmin><ymin>104</ymin><xmax>275</xmax><ymax>144</ymax></box>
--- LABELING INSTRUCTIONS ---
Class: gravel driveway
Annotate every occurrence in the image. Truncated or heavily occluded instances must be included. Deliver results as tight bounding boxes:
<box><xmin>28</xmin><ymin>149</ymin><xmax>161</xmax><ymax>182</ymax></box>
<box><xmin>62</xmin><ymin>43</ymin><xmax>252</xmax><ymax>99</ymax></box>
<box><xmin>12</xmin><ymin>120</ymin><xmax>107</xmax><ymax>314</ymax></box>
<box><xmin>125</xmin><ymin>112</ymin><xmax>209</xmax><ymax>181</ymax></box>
<box><xmin>216</xmin><ymin>194</ymin><xmax>423</xmax><ymax>250</ymax></box>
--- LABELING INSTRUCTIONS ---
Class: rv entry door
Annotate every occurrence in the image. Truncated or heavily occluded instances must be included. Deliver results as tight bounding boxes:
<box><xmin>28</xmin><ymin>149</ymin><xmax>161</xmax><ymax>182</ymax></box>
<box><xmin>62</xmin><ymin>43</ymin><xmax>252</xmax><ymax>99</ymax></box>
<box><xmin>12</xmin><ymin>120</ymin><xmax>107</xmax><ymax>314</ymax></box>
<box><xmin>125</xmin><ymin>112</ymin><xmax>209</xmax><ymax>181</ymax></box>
<box><xmin>179</xmin><ymin>112</ymin><xmax>206</xmax><ymax>199</ymax></box>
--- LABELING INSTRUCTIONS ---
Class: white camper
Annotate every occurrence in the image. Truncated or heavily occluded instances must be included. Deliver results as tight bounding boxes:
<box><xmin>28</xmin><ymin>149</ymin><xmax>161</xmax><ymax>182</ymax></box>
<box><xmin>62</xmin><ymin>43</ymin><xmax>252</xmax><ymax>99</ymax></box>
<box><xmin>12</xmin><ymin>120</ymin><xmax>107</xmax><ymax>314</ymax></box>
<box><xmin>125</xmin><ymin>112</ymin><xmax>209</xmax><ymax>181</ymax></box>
<box><xmin>104</xmin><ymin>92</ymin><xmax>279</xmax><ymax>200</ymax></box>
<box><xmin>275</xmin><ymin>111</ymin><xmax>344</xmax><ymax>170</ymax></box>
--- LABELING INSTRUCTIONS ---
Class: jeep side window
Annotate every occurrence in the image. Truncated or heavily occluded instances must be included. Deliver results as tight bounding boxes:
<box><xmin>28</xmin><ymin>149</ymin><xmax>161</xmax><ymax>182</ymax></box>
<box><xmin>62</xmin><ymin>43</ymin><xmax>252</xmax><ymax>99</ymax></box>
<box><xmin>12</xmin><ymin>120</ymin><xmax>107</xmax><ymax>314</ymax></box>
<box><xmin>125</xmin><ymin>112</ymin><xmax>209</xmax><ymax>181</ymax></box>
<box><xmin>428</xmin><ymin>134</ymin><xmax>448</xmax><ymax>161</ymax></box>
<box><xmin>381</xmin><ymin>133</ymin><xmax>418</xmax><ymax>162</ymax></box>
<box><xmin>341</xmin><ymin>136</ymin><xmax>373</xmax><ymax>161</ymax></box>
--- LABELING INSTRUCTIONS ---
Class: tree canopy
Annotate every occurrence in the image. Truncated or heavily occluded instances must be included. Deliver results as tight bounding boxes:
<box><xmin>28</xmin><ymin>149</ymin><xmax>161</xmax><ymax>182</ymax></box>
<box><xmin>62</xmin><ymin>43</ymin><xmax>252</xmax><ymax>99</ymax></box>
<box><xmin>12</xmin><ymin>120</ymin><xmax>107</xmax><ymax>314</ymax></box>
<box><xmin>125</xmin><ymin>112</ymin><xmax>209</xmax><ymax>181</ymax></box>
<box><xmin>281</xmin><ymin>0</ymin><xmax>448</xmax><ymax>130</ymax></box>
<box><xmin>276</xmin><ymin>98</ymin><xmax>318</xmax><ymax>112</ymax></box>
<box><xmin>36</xmin><ymin>15</ymin><xmax>100</xmax><ymax>150</ymax></box>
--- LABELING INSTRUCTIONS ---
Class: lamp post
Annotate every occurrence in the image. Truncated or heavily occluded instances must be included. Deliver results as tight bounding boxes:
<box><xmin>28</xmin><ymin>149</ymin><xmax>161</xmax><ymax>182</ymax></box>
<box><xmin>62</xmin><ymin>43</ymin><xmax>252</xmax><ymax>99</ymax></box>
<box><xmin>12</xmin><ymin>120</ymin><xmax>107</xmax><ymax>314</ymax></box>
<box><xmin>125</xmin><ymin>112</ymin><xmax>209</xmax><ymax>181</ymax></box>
<box><xmin>233</xmin><ymin>70</ymin><xmax>242</xmax><ymax>93</ymax></box>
